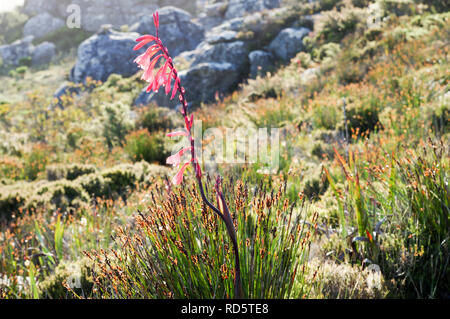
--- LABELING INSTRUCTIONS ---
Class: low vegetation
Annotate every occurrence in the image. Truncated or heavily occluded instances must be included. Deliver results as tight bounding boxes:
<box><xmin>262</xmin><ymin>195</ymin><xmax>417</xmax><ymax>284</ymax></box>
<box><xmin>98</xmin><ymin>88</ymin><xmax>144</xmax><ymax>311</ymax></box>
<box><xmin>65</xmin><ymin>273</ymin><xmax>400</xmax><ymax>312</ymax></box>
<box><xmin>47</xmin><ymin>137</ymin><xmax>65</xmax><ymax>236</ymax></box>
<box><xmin>0</xmin><ymin>0</ymin><xmax>448</xmax><ymax>299</ymax></box>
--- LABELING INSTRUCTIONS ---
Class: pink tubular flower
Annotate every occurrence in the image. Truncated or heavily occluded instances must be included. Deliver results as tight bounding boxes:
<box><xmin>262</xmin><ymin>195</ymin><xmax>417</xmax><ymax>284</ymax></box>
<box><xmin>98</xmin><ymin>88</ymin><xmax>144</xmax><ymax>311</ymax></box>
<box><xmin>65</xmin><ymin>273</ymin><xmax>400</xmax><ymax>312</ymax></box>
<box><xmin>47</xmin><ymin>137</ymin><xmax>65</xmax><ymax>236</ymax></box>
<box><xmin>172</xmin><ymin>161</ymin><xmax>191</xmax><ymax>185</ymax></box>
<box><xmin>153</xmin><ymin>12</ymin><xmax>159</xmax><ymax>30</ymax></box>
<box><xmin>134</xmin><ymin>11</ymin><xmax>201</xmax><ymax>185</ymax></box>
<box><xmin>133</xmin><ymin>11</ymin><xmax>242</xmax><ymax>298</ymax></box>
<box><xmin>166</xmin><ymin>131</ymin><xmax>189</xmax><ymax>138</ymax></box>
<box><xmin>166</xmin><ymin>147</ymin><xmax>192</xmax><ymax>167</ymax></box>
<box><xmin>133</xmin><ymin>23</ymin><xmax>178</xmax><ymax>98</ymax></box>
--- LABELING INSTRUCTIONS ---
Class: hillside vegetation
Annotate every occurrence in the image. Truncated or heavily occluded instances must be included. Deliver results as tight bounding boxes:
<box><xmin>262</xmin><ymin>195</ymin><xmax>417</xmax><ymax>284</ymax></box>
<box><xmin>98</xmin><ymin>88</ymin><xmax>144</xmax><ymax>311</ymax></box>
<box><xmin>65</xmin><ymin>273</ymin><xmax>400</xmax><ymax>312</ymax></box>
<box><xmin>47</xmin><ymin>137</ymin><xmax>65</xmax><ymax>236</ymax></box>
<box><xmin>0</xmin><ymin>0</ymin><xmax>448</xmax><ymax>299</ymax></box>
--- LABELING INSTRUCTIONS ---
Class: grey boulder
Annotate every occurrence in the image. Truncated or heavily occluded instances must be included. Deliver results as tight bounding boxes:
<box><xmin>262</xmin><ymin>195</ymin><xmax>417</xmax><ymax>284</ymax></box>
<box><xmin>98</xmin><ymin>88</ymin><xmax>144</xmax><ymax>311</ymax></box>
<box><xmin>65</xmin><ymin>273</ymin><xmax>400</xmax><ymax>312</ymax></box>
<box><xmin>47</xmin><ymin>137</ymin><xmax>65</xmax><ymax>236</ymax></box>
<box><xmin>249</xmin><ymin>50</ymin><xmax>275</xmax><ymax>78</ymax></box>
<box><xmin>130</xmin><ymin>6</ymin><xmax>204</xmax><ymax>58</ymax></box>
<box><xmin>160</xmin><ymin>0</ymin><xmax>197</xmax><ymax>14</ymax></box>
<box><xmin>32</xmin><ymin>42</ymin><xmax>56</xmax><ymax>65</ymax></box>
<box><xmin>198</xmin><ymin>2</ymin><xmax>228</xmax><ymax>29</ymax></box>
<box><xmin>70</xmin><ymin>27</ymin><xmax>145</xmax><ymax>83</ymax></box>
<box><xmin>52</xmin><ymin>81</ymin><xmax>83</xmax><ymax>108</ymax></box>
<box><xmin>179</xmin><ymin>62</ymin><xmax>240</xmax><ymax>105</ymax></box>
<box><xmin>23</xmin><ymin>0</ymin><xmax>71</xmax><ymax>18</ymax></box>
<box><xmin>205</xmin><ymin>30</ymin><xmax>239</xmax><ymax>44</ymax></box>
<box><xmin>268</xmin><ymin>27</ymin><xmax>310</xmax><ymax>61</ymax></box>
<box><xmin>0</xmin><ymin>36</ymin><xmax>35</xmax><ymax>67</ymax></box>
<box><xmin>23</xmin><ymin>13</ymin><xmax>65</xmax><ymax>39</ymax></box>
<box><xmin>134</xmin><ymin>87</ymin><xmax>180</xmax><ymax>109</ymax></box>
<box><xmin>135</xmin><ymin>62</ymin><xmax>240</xmax><ymax>108</ymax></box>
<box><xmin>225</xmin><ymin>0</ymin><xmax>281</xmax><ymax>20</ymax></box>
<box><xmin>192</xmin><ymin>41</ymin><xmax>249</xmax><ymax>73</ymax></box>
<box><xmin>71</xmin><ymin>0</ymin><xmax>159</xmax><ymax>32</ymax></box>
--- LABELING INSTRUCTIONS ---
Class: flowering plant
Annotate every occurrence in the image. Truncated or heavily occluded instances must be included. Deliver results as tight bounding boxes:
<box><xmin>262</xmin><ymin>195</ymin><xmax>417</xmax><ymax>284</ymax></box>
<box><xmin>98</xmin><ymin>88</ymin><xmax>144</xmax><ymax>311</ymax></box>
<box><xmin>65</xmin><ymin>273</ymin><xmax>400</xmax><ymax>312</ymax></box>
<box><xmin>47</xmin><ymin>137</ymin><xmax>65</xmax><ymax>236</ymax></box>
<box><xmin>134</xmin><ymin>11</ymin><xmax>243</xmax><ymax>298</ymax></box>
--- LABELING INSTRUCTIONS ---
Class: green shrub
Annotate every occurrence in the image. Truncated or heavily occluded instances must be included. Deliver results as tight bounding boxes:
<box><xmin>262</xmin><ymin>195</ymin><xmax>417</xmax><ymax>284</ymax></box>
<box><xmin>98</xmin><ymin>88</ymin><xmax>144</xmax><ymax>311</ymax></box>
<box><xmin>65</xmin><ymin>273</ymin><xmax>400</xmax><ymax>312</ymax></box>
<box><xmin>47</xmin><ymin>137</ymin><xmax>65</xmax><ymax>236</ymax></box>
<box><xmin>33</xmin><ymin>27</ymin><xmax>93</xmax><ymax>53</ymax></box>
<box><xmin>101</xmin><ymin>102</ymin><xmax>134</xmax><ymax>149</ymax></box>
<box><xmin>380</xmin><ymin>0</ymin><xmax>417</xmax><ymax>16</ymax></box>
<box><xmin>136</xmin><ymin>106</ymin><xmax>181</xmax><ymax>133</ymax></box>
<box><xmin>305</xmin><ymin>259</ymin><xmax>389</xmax><ymax>298</ymax></box>
<box><xmin>23</xmin><ymin>144</ymin><xmax>51</xmax><ymax>181</ymax></box>
<box><xmin>18</xmin><ymin>57</ymin><xmax>31</xmax><ymax>67</ymax></box>
<box><xmin>75</xmin><ymin>165</ymin><xmax>139</xmax><ymax>200</ymax></box>
<box><xmin>99</xmin><ymin>165</ymin><xmax>139</xmax><ymax>197</ymax></box>
<box><xmin>319</xmin><ymin>0</ymin><xmax>344</xmax><ymax>11</ymax></box>
<box><xmin>124</xmin><ymin>129</ymin><xmax>169</xmax><ymax>164</ymax></box>
<box><xmin>335</xmin><ymin>43</ymin><xmax>370</xmax><ymax>84</ymax></box>
<box><xmin>46</xmin><ymin>164</ymin><xmax>97</xmax><ymax>181</ymax></box>
<box><xmin>429</xmin><ymin>103</ymin><xmax>449</xmax><ymax>136</ymax></box>
<box><xmin>75</xmin><ymin>173</ymin><xmax>113</xmax><ymax>198</ymax></box>
<box><xmin>315</xmin><ymin>6</ymin><xmax>366</xmax><ymax>44</ymax></box>
<box><xmin>351</xmin><ymin>0</ymin><xmax>371</xmax><ymax>8</ymax></box>
<box><xmin>336</xmin><ymin>60</ymin><xmax>368</xmax><ymax>84</ymax></box>
<box><xmin>27</xmin><ymin>181</ymin><xmax>90</xmax><ymax>213</ymax></box>
<box><xmin>311</xmin><ymin>140</ymin><xmax>334</xmax><ymax>160</ymax></box>
<box><xmin>38</xmin><ymin>258</ymin><xmax>94</xmax><ymax>299</ymax></box>
<box><xmin>312</xmin><ymin>102</ymin><xmax>341</xmax><ymax>130</ymax></box>
<box><xmin>0</xmin><ymin>187</ymin><xmax>27</xmax><ymax>221</ymax></box>
<box><xmin>105</xmin><ymin>74</ymin><xmax>134</xmax><ymax>93</ymax></box>
<box><xmin>0</xmin><ymin>10</ymin><xmax>28</xmax><ymax>45</ymax></box>
<box><xmin>340</xmin><ymin>99</ymin><xmax>381</xmax><ymax>138</ymax></box>
<box><xmin>75</xmin><ymin>162</ymin><xmax>168</xmax><ymax>199</ymax></box>
<box><xmin>302</xmin><ymin>166</ymin><xmax>329</xmax><ymax>200</ymax></box>
<box><xmin>296</xmin><ymin>52</ymin><xmax>313</xmax><ymax>68</ymax></box>
<box><xmin>14</xmin><ymin>66</ymin><xmax>28</xmax><ymax>78</ymax></box>
<box><xmin>419</xmin><ymin>0</ymin><xmax>450</xmax><ymax>12</ymax></box>
<box><xmin>0</xmin><ymin>162</ymin><xmax>169</xmax><ymax>217</ymax></box>
<box><xmin>314</xmin><ymin>42</ymin><xmax>341</xmax><ymax>62</ymax></box>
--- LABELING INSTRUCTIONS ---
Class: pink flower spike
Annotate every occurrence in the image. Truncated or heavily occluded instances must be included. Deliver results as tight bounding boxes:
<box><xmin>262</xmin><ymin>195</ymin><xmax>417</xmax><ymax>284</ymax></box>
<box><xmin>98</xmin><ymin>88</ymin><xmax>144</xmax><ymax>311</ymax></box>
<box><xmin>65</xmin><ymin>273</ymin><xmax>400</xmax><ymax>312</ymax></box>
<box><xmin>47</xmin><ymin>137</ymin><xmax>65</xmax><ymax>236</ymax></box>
<box><xmin>142</xmin><ymin>54</ymin><xmax>164</xmax><ymax>90</ymax></box>
<box><xmin>165</xmin><ymin>68</ymin><xmax>174</xmax><ymax>94</ymax></box>
<box><xmin>167</xmin><ymin>131</ymin><xmax>189</xmax><ymax>137</ymax></box>
<box><xmin>133</xmin><ymin>35</ymin><xmax>157</xmax><ymax>51</ymax></box>
<box><xmin>172</xmin><ymin>161</ymin><xmax>190</xmax><ymax>185</ymax></box>
<box><xmin>153</xmin><ymin>12</ymin><xmax>159</xmax><ymax>29</ymax></box>
<box><xmin>166</xmin><ymin>147</ymin><xmax>192</xmax><ymax>166</ymax></box>
<box><xmin>195</xmin><ymin>162</ymin><xmax>202</xmax><ymax>178</ymax></box>
<box><xmin>136</xmin><ymin>35</ymin><xmax>157</xmax><ymax>43</ymax></box>
<box><xmin>187</xmin><ymin>114</ymin><xmax>194</xmax><ymax>131</ymax></box>
<box><xmin>141</xmin><ymin>51</ymin><xmax>162</xmax><ymax>82</ymax></box>
<box><xmin>171</xmin><ymin>78</ymin><xmax>180</xmax><ymax>100</ymax></box>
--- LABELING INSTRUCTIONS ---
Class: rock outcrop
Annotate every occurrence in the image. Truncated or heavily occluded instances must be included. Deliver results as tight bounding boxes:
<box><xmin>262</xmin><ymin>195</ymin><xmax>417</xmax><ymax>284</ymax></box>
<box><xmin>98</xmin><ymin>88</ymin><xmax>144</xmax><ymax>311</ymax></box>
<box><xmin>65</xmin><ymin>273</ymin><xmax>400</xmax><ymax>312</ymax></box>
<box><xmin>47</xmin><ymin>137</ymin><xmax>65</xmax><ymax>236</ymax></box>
<box><xmin>268</xmin><ymin>27</ymin><xmax>311</xmax><ymax>61</ymax></box>
<box><xmin>179</xmin><ymin>62</ymin><xmax>240</xmax><ymax>104</ymax></box>
<box><xmin>22</xmin><ymin>0</ymin><xmax>198</xmax><ymax>33</ymax></box>
<box><xmin>23</xmin><ymin>12</ymin><xmax>65</xmax><ymax>39</ymax></box>
<box><xmin>0</xmin><ymin>36</ymin><xmax>35</xmax><ymax>66</ymax></box>
<box><xmin>196</xmin><ymin>0</ymin><xmax>282</xmax><ymax>28</ymax></box>
<box><xmin>0</xmin><ymin>36</ymin><xmax>57</xmax><ymax>67</ymax></box>
<box><xmin>52</xmin><ymin>1</ymin><xmax>315</xmax><ymax>108</ymax></box>
<box><xmin>70</xmin><ymin>27</ymin><xmax>144</xmax><ymax>83</ymax></box>
<box><xmin>133</xmin><ymin>6</ymin><xmax>309</xmax><ymax>108</ymax></box>
<box><xmin>23</xmin><ymin>0</ymin><xmax>71</xmax><ymax>18</ymax></box>
<box><xmin>197</xmin><ymin>2</ymin><xmax>228</xmax><ymax>29</ymax></box>
<box><xmin>192</xmin><ymin>40</ymin><xmax>249</xmax><ymax>71</ymax></box>
<box><xmin>32</xmin><ymin>42</ymin><xmax>56</xmax><ymax>65</ymax></box>
<box><xmin>130</xmin><ymin>7</ymin><xmax>204</xmax><ymax>58</ymax></box>
<box><xmin>249</xmin><ymin>50</ymin><xmax>275</xmax><ymax>78</ymax></box>
<box><xmin>70</xmin><ymin>7</ymin><xmax>205</xmax><ymax>85</ymax></box>
<box><xmin>224</xmin><ymin>0</ymin><xmax>281</xmax><ymax>20</ymax></box>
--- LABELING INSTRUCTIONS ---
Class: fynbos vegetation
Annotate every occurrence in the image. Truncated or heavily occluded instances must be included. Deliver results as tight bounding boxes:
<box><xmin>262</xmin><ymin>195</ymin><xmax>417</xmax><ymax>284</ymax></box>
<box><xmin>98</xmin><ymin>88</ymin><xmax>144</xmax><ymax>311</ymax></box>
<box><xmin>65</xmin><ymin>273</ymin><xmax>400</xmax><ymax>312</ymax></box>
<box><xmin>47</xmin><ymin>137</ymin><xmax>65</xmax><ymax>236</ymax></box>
<box><xmin>0</xmin><ymin>0</ymin><xmax>448</xmax><ymax>299</ymax></box>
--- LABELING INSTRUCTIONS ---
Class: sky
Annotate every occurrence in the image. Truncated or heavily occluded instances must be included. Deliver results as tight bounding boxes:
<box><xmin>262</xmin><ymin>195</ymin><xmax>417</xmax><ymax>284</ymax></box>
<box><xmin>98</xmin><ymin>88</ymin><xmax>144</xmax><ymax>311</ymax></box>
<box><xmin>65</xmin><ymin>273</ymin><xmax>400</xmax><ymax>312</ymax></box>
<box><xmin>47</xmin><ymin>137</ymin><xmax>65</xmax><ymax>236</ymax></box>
<box><xmin>0</xmin><ymin>0</ymin><xmax>24</xmax><ymax>13</ymax></box>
